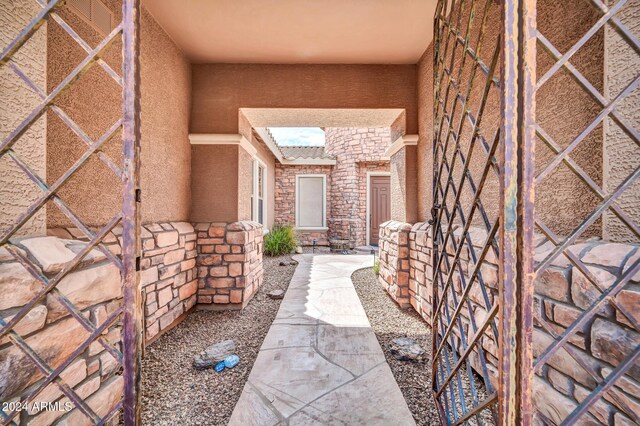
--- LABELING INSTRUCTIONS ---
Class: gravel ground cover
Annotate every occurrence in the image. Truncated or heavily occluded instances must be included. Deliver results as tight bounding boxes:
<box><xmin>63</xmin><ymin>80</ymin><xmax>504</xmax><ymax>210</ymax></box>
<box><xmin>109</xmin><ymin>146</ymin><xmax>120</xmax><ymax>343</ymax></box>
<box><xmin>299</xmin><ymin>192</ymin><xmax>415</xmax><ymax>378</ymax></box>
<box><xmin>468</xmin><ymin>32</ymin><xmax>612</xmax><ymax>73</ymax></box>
<box><xmin>351</xmin><ymin>267</ymin><xmax>440</xmax><ymax>426</ymax></box>
<box><xmin>140</xmin><ymin>254</ymin><xmax>297</xmax><ymax>426</ymax></box>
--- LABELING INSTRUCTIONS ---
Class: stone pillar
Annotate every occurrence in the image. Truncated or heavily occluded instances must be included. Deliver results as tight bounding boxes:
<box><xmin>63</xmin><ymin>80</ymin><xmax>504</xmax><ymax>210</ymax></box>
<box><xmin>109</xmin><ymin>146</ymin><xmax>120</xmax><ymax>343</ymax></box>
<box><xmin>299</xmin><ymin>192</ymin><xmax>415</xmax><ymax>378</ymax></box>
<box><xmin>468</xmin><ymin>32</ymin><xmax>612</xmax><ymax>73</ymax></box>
<box><xmin>195</xmin><ymin>221</ymin><xmax>263</xmax><ymax>309</ymax></box>
<box><xmin>377</xmin><ymin>220</ymin><xmax>412</xmax><ymax>308</ymax></box>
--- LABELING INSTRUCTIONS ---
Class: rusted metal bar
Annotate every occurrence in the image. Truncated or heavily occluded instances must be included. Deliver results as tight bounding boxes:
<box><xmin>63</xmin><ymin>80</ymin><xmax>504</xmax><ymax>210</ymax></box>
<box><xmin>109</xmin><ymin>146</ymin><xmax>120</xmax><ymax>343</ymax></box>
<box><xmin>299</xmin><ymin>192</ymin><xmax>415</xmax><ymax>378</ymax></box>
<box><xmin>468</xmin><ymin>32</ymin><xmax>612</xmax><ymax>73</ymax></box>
<box><xmin>1</xmin><ymin>308</ymin><xmax>122</xmax><ymax>424</ymax></box>
<box><xmin>0</xmin><ymin>0</ymin><xmax>65</xmax><ymax>65</ymax></box>
<box><xmin>536</xmin><ymin>74</ymin><xmax>640</xmax><ymax>184</ymax></box>
<box><xmin>0</xmin><ymin>119</ymin><xmax>122</xmax><ymax>245</ymax></box>
<box><xmin>534</xmin><ymin>125</ymin><xmax>640</xmax><ymax>239</ymax></box>
<box><xmin>536</xmin><ymin>33</ymin><xmax>640</xmax><ymax>146</ymax></box>
<box><xmin>536</xmin><ymin>0</ymin><xmax>627</xmax><ymax>89</ymax></box>
<box><xmin>535</xmin><ymin>257</ymin><xmax>640</xmax><ymax>370</ymax></box>
<box><xmin>0</xmin><ymin>216</ymin><xmax>122</xmax><ymax>338</ymax></box>
<box><xmin>7</xmin><ymin>332</ymin><xmax>101</xmax><ymax>425</ymax></box>
<box><xmin>499</xmin><ymin>0</ymin><xmax>535</xmax><ymax>424</ymax></box>
<box><xmin>121</xmin><ymin>0</ymin><xmax>142</xmax><ymax>423</ymax></box>
<box><xmin>536</xmin><ymin>164</ymin><xmax>640</xmax><ymax>273</ymax></box>
<box><xmin>7</xmin><ymin>61</ymin><xmax>123</xmax><ymax>176</ymax></box>
<box><xmin>0</xmin><ymin>24</ymin><xmax>122</xmax><ymax>154</ymax></box>
<box><xmin>562</xmin><ymin>347</ymin><xmax>640</xmax><ymax>425</ymax></box>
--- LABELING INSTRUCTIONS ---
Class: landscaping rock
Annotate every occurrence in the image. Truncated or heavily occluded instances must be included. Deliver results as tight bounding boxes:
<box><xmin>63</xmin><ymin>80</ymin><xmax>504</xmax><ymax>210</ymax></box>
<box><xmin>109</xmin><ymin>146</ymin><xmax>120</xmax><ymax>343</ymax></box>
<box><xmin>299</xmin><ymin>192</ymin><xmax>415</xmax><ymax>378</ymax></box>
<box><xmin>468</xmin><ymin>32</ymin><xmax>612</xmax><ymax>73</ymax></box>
<box><xmin>295</xmin><ymin>246</ymin><xmax>303</xmax><ymax>254</ymax></box>
<box><xmin>267</xmin><ymin>289</ymin><xmax>285</xmax><ymax>299</ymax></box>
<box><xmin>389</xmin><ymin>337</ymin><xmax>427</xmax><ymax>362</ymax></box>
<box><xmin>193</xmin><ymin>340</ymin><xmax>236</xmax><ymax>370</ymax></box>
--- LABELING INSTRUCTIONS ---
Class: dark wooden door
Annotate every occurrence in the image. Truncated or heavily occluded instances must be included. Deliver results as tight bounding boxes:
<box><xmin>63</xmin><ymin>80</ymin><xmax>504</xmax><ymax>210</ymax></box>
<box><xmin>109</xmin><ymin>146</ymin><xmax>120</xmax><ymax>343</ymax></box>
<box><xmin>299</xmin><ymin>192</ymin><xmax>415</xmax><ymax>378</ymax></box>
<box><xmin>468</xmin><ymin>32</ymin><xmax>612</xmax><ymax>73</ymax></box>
<box><xmin>370</xmin><ymin>175</ymin><xmax>390</xmax><ymax>245</ymax></box>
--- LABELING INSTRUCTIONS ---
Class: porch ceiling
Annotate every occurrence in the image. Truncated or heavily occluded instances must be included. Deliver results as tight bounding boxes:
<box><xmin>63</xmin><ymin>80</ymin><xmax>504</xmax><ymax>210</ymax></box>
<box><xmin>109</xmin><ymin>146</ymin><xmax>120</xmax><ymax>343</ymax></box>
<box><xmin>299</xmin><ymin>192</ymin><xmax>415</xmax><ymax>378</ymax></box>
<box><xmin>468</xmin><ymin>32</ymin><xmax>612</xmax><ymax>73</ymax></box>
<box><xmin>141</xmin><ymin>0</ymin><xmax>437</xmax><ymax>64</ymax></box>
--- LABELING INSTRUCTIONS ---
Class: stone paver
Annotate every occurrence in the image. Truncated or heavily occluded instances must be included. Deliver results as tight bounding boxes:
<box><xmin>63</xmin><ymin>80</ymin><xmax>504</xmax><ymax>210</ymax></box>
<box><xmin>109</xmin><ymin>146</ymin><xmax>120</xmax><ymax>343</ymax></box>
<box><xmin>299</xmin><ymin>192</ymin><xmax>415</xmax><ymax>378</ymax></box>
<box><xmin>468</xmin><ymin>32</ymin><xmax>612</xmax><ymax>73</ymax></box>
<box><xmin>229</xmin><ymin>254</ymin><xmax>415</xmax><ymax>426</ymax></box>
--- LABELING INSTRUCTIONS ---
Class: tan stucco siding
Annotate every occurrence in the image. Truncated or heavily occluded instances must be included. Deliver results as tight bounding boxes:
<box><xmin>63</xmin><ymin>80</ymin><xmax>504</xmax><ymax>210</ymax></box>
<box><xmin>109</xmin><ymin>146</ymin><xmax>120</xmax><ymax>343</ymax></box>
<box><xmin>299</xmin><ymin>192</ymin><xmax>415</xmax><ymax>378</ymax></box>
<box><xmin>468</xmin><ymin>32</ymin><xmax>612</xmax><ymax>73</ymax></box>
<box><xmin>0</xmin><ymin>1</ymin><xmax>47</xmax><ymax>236</ymax></box>
<box><xmin>415</xmin><ymin>0</ymin><xmax>605</xmax><ymax>237</ymax></box>
<box><xmin>603</xmin><ymin>0</ymin><xmax>640</xmax><ymax>242</ymax></box>
<box><xmin>190</xmin><ymin>64</ymin><xmax>419</xmax><ymax>134</ymax></box>
<box><xmin>190</xmin><ymin>144</ymin><xmax>238</xmax><ymax>222</ymax></box>
<box><xmin>46</xmin><ymin>2</ymin><xmax>191</xmax><ymax>228</ymax></box>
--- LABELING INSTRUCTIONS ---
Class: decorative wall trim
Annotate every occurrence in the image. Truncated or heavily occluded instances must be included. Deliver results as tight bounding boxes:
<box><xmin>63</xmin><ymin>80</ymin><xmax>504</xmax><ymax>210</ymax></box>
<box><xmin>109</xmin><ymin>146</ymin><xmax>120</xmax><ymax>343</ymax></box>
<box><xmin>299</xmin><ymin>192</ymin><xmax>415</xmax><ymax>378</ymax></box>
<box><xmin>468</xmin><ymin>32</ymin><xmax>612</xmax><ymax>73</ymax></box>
<box><xmin>281</xmin><ymin>158</ymin><xmax>337</xmax><ymax>166</ymax></box>
<box><xmin>384</xmin><ymin>134</ymin><xmax>419</xmax><ymax>158</ymax></box>
<box><xmin>188</xmin><ymin>133</ymin><xmax>257</xmax><ymax>156</ymax></box>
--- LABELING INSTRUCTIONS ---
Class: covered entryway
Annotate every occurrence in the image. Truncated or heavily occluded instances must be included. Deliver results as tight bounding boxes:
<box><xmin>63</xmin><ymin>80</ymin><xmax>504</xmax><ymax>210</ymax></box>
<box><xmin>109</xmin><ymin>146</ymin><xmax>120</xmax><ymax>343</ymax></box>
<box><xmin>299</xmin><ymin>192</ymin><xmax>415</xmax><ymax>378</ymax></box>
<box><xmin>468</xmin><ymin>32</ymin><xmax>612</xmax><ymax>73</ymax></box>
<box><xmin>368</xmin><ymin>174</ymin><xmax>391</xmax><ymax>245</ymax></box>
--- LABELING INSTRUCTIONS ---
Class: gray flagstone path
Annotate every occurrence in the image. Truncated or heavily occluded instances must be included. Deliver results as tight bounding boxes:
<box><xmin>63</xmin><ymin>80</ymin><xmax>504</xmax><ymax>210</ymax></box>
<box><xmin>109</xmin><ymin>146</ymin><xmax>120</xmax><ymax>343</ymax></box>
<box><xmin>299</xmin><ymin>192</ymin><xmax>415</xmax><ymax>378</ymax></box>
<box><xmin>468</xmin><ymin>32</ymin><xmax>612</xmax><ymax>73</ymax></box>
<box><xmin>229</xmin><ymin>254</ymin><xmax>416</xmax><ymax>425</ymax></box>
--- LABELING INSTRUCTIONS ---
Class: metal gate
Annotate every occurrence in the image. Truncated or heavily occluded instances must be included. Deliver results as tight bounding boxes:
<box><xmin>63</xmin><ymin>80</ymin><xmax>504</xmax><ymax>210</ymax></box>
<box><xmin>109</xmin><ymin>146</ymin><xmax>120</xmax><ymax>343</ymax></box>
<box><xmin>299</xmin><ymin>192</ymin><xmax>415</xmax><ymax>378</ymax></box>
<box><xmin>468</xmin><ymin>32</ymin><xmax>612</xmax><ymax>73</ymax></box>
<box><xmin>0</xmin><ymin>0</ymin><xmax>141</xmax><ymax>424</ymax></box>
<box><xmin>432</xmin><ymin>0</ymin><xmax>639</xmax><ymax>425</ymax></box>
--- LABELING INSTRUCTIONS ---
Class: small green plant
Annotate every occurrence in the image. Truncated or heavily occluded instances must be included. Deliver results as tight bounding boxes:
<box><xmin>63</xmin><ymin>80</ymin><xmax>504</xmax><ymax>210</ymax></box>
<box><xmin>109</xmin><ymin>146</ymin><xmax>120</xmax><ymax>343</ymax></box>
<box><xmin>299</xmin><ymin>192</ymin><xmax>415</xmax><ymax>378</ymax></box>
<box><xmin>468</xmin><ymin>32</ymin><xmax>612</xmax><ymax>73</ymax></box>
<box><xmin>373</xmin><ymin>260</ymin><xmax>380</xmax><ymax>275</ymax></box>
<box><xmin>264</xmin><ymin>224</ymin><xmax>298</xmax><ymax>256</ymax></box>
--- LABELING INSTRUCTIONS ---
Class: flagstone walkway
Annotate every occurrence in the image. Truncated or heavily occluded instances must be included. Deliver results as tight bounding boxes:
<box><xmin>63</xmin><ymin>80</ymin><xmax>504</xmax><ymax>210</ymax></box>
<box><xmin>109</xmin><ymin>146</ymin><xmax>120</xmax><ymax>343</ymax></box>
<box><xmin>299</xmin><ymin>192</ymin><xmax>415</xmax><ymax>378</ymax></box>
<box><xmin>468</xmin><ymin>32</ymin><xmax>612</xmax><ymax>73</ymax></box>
<box><xmin>229</xmin><ymin>254</ymin><xmax>415</xmax><ymax>425</ymax></box>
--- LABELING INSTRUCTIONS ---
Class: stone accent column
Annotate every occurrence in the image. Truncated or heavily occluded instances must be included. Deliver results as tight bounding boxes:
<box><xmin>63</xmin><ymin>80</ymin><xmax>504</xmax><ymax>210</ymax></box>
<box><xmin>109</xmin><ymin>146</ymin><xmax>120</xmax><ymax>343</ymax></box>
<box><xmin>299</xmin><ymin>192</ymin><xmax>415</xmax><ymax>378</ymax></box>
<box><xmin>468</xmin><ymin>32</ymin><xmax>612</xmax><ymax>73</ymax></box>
<box><xmin>377</xmin><ymin>220</ymin><xmax>412</xmax><ymax>308</ymax></box>
<box><xmin>408</xmin><ymin>222</ymin><xmax>433</xmax><ymax>325</ymax></box>
<box><xmin>139</xmin><ymin>222</ymin><xmax>198</xmax><ymax>342</ymax></box>
<box><xmin>194</xmin><ymin>221</ymin><xmax>263</xmax><ymax>309</ymax></box>
<box><xmin>325</xmin><ymin>127</ymin><xmax>393</xmax><ymax>247</ymax></box>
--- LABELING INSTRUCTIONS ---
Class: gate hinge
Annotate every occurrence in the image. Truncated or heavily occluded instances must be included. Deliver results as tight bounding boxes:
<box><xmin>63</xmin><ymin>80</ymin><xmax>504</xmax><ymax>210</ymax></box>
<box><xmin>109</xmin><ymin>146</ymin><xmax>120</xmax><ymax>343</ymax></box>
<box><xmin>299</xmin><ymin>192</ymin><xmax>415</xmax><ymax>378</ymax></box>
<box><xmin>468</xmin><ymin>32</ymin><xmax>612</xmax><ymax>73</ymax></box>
<box><xmin>135</xmin><ymin>256</ymin><xmax>141</xmax><ymax>272</ymax></box>
<box><xmin>135</xmin><ymin>189</ymin><xmax>142</xmax><ymax>203</ymax></box>
<box><xmin>428</xmin><ymin>203</ymin><xmax>441</xmax><ymax>225</ymax></box>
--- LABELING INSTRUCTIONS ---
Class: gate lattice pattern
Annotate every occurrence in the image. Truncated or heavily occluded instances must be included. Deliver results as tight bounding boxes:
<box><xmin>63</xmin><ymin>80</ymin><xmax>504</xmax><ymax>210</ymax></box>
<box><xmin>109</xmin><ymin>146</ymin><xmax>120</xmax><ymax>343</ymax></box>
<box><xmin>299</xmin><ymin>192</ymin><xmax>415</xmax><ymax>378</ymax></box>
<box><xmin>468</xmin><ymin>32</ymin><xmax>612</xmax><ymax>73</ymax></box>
<box><xmin>433</xmin><ymin>0</ymin><xmax>640</xmax><ymax>425</ymax></box>
<box><xmin>432</xmin><ymin>0</ymin><xmax>504</xmax><ymax>424</ymax></box>
<box><xmin>532</xmin><ymin>0</ymin><xmax>639</xmax><ymax>424</ymax></box>
<box><xmin>0</xmin><ymin>0</ymin><xmax>140</xmax><ymax>424</ymax></box>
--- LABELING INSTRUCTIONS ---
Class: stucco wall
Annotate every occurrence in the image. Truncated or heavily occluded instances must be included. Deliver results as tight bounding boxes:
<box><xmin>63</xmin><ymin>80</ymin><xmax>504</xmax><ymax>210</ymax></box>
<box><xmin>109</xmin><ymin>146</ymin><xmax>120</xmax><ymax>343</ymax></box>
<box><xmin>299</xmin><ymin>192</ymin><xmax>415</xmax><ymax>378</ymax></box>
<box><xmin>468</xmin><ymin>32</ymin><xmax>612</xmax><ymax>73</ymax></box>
<box><xmin>416</xmin><ymin>44</ymin><xmax>433</xmax><ymax>223</ymax></box>
<box><xmin>190</xmin><ymin>64</ymin><xmax>418</xmax><ymax>134</ymax></box>
<box><xmin>603</xmin><ymin>1</ymin><xmax>640</xmax><ymax>242</ymax></box>
<box><xmin>390</xmin><ymin>145</ymin><xmax>418</xmax><ymax>224</ymax></box>
<box><xmin>415</xmin><ymin>0</ymin><xmax>605</xmax><ymax>237</ymax></box>
<box><xmin>0</xmin><ymin>1</ymin><xmax>47</xmax><ymax>236</ymax></box>
<box><xmin>46</xmin><ymin>2</ymin><xmax>191</xmax><ymax>228</ymax></box>
<box><xmin>190</xmin><ymin>144</ymin><xmax>238</xmax><ymax>223</ymax></box>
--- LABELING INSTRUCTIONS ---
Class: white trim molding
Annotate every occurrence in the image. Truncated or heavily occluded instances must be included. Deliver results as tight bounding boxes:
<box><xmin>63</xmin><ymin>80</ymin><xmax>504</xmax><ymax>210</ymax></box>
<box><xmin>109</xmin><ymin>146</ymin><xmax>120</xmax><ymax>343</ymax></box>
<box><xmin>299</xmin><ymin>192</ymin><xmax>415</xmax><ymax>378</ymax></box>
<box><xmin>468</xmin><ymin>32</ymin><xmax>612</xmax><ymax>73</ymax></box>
<box><xmin>252</xmin><ymin>158</ymin><xmax>268</xmax><ymax>231</ymax></box>
<box><xmin>189</xmin><ymin>133</ymin><xmax>257</xmax><ymax>156</ymax></box>
<box><xmin>295</xmin><ymin>174</ymin><xmax>327</xmax><ymax>230</ymax></box>
<box><xmin>281</xmin><ymin>158</ymin><xmax>337</xmax><ymax>166</ymax></box>
<box><xmin>366</xmin><ymin>171</ymin><xmax>392</xmax><ymax>246</ymax></box>
<box><xmin>384</xmin><ymin>134</ymin><xmax>419</xmax><ymax>158</ymax></box>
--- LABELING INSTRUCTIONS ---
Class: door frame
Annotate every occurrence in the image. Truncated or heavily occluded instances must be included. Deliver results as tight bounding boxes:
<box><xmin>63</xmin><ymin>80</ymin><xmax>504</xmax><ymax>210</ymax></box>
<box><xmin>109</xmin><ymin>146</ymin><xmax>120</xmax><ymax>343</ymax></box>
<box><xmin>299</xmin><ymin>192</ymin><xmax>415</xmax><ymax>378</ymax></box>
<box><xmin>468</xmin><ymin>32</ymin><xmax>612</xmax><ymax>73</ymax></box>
<box><xmin>365</xmin><ymin>171</ymin><xmax>391</xmax><ymax>246</ymax></box>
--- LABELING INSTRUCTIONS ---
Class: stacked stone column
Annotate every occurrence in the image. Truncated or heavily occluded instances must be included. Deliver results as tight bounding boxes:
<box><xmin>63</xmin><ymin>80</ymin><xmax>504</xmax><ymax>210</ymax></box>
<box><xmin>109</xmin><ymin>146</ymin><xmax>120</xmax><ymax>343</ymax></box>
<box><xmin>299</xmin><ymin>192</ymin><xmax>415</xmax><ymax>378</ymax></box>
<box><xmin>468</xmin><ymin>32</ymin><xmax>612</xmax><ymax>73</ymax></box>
<box><xmin>194</xmin><ymin>221</ymin><xmax>264</xmax><ymax>308</ymax></box>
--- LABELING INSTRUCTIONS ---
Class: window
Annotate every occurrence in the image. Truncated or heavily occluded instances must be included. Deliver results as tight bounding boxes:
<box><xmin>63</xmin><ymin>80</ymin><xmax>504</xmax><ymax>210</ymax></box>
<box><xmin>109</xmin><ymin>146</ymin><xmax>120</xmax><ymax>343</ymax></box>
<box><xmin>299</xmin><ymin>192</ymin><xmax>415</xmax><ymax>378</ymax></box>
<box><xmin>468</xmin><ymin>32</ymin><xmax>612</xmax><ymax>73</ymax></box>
<box><xmin>296</xmin><ymin>175</ymin><xmax>327</xmax><ymax>229</ymax></box>
<box><xmin>251</xmin><ymin>160</ymin><xmax>267</xmax><ymax>228</ymax></box>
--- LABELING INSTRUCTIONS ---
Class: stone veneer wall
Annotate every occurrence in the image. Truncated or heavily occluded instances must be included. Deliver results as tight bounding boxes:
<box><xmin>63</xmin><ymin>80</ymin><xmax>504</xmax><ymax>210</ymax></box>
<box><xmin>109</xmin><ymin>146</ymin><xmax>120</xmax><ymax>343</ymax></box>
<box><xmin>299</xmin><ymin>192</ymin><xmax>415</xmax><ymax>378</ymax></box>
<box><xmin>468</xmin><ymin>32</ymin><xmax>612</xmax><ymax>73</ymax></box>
<box><xmin>48</xmin><ymin>222</ymin><xmax>199</xmax><ymax>344</ymax></box>
<box><xmin>377</xmin><ymin>221</ymin><xmax>412</xmax><ymax>308</ymax></box>
<box><xmin>378</xmin><ymin>221</ymin><xmax>640</xmax><ymax>424</ymax></box>
<box><xmin>0</xmin><ymin>237</ymin><xmax>124</xmax><ymax>425</ymax></box>
<box><xmin>324</xmin><ymin>128</ymin><xmax>392</xmax><ymax>247</ymax></box>
<box><xmin>275</xmin><ymin>164</ymin><xmax>333</xmax><ymax>246</ymax></box>
<box><xmin>0</xmin><ymin>220</ymin><xmax>264</xmax><ymax>424</ymax></box>
<box><xmin>194</xmin><ymin>222</ymin><xmax>264</xmax><ymax>308</ymax></box>
<box><xmin>138</xmin><ymin>223</ymin><xmax>198</xmax><ymax>342</ymax></box>
<box><xmin>273</xmin><ymin>128</ymin><xmax>392</xmax><ymax>247</ymax></box>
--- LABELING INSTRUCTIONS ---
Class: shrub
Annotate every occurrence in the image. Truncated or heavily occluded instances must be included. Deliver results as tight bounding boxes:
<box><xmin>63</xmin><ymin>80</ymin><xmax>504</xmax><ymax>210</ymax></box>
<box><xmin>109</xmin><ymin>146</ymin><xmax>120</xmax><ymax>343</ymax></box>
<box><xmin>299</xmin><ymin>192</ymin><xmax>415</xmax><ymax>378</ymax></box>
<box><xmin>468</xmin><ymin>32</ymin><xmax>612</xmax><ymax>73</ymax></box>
<box><xmin>373</xmin><ymin>260</ymin><xmax>379</xmax><ymax>275</ymax></box>
<box><xmin>264</xmin><ymin>224</ymin><xmax>298</xmax><ymax>256</ymax></box>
